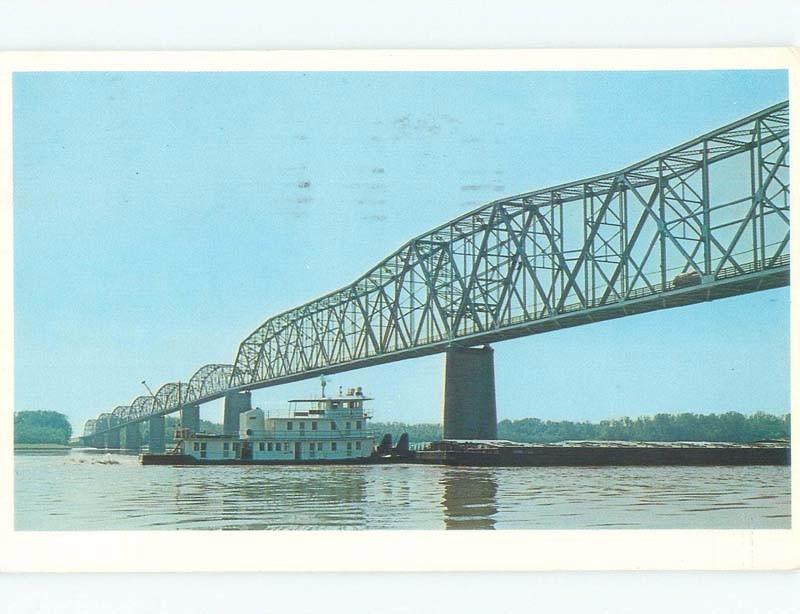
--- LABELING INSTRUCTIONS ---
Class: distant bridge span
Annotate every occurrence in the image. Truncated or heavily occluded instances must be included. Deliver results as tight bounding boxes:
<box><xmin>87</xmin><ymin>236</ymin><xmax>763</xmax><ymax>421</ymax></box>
<box><xmin>83</xmin><ymin>101</ymin><xmax>790</xmax><ymax>443</ymax></box>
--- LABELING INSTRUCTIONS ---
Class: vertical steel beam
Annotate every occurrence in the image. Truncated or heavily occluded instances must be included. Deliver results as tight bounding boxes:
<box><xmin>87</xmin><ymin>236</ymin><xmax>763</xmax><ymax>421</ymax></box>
<box><xmin>701</xmin><ymin>140</ymin><xmax>712</xmax><ymax>275</ymax></box>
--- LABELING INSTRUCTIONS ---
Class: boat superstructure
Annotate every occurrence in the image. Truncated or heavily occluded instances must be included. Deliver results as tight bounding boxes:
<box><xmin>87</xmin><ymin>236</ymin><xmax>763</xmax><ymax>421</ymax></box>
<box><xmin>146</xmin><ymin>386</ymin><xmax>379</xmax><ymax>464</ymax></box>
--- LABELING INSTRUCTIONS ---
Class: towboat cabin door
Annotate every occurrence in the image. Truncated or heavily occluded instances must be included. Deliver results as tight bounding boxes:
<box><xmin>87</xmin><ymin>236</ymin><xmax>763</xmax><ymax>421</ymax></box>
<box><xmin>294</xmin><ymin>442</ymin><xmax>302</xmax><ymax>460</ymax></box>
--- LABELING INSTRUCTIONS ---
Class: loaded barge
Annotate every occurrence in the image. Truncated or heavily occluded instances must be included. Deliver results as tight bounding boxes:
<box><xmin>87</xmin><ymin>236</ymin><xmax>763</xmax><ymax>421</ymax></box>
<box><xmin>141</xmin><ymin>386</ymin><xmax>790</xmax><ymax>467</ymax></box>
<box><xmin>413</xmin><ymin>439</ymin><xmax>789</xmax><ymax>466</ymax></box>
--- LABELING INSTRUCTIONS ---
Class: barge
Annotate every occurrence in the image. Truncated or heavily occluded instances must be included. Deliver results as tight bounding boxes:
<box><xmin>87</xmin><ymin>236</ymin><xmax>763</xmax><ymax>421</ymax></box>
<box><xmin>412</xmin><ymin>439</ymin><xmax>790</xmax><ymax>466</ymax></box>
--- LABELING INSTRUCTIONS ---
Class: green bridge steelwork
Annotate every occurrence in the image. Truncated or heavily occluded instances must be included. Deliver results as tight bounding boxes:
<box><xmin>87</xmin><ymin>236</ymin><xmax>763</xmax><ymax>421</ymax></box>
<box><xmin>83</xmin><ymin>101</ymin><xmax>790</xmax><ymax>441</ymax></box>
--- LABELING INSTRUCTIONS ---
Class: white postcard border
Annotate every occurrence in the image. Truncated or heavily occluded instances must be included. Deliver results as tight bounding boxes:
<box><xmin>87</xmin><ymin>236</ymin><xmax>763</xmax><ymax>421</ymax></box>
<box><xmin>0</xmin><ymin>48</ymin><xmax>797</xmax><ymax>572</ymax></box>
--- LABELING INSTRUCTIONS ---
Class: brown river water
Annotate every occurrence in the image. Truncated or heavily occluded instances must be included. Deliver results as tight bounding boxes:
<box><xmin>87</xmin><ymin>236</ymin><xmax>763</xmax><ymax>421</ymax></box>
<box><xmin>14</xmin><ymin>448</ymin><xmax>790</xmax><ymax>530</ymax></box>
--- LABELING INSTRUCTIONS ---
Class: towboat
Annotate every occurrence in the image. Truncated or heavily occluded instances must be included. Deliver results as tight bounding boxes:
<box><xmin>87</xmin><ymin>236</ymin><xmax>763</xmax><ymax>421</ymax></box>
<box><xmin>141</xmin><ymin>385</ymin><xmax>410</xmax><ymax>465</ymax></box>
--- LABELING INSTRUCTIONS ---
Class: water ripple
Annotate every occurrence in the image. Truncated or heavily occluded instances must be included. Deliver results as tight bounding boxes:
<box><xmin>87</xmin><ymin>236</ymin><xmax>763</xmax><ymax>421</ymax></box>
<box><xmin>14</xmin><ymin>450</ymin><xmax>792</xmax><ymax>530</ymax></box>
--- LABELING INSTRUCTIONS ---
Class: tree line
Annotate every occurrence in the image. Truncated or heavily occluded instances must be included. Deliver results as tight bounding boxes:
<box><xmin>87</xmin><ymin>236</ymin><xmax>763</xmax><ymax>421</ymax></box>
<box><xmin>497</xmin><ymin>411</ymin><xmax>790</xmax><ymax>444</ymax></box>
<box><xmin>14</xmin><ymin>411</ymin><xmax>73</xmax><ymax>444</ymax></box>
<box><xmin>14</xmin><ymin>409</ymin><xmax>791</xmax><ymax>446</ymax></box>
<box><xmin>374</xmin><ymin>411</ymin><xmax>790</xmax><ymax>444</ymax></box>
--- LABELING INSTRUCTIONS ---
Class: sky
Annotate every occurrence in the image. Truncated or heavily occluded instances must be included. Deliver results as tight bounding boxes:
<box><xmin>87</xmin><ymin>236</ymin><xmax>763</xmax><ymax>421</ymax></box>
<box><xmin>12</xmin><ymin>70</ymin><xmax>790</xmax><ymax>433</ymax></box>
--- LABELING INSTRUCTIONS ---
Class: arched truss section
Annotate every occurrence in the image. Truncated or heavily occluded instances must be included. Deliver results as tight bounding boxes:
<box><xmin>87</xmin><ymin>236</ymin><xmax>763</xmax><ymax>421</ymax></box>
<box><xmin>111</xmin><ymin>405</ymin><xmax>130</xmax><ymax>422</ymax></box>
<box><xmin>83</xmin><ymin>419</ymin><xmax>97</xmax><ymax>436</ymax></box>
<box><xmin>231</xmin><ymin>101</ymin><xmax>790</xmax><ymax>388</ymax></box>
<box><xmin>153</xmin><ymin>382</ymin><xmax>190</xmax><ymax>414</ymax></box>
<box><xmin>186</xmin><ymin>364</ymin><xmax>233</xmax><ymax>404</ymax></box>
<box><xmin>130</xmin><ymin>395</ymin><xmax>156</xmax><ymax>421</ymax></box>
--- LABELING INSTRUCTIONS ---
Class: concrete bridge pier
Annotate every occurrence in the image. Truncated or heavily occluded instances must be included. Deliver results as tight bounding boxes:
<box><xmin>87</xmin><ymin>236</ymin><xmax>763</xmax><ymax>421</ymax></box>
<box><xmin>442</xmin><ymin>345</ymin><xmax>498</xmax><ymax>440</ymax></box>
<box><xmin>224</xmin><ymin>391</ymin><xmax>252</xmax><ymax>435</ymax></box>
<box><xmin>149</xmin><ymin>415</ymin><xmax>165</xmax><ymax>454</ymax></box>
<box><xmin>124</xmin><ymin>423</ymin><xmax>141</xmax><ymax>450</ymax></box>
<box><xmin>181</xmin><ymin>404</ymin><xmax>200</xmax><ymax>433</ymax></box>
<box><xmin>107</xmin><ymin>427</ymin><xmax>121</xmax><ymax>450</ymax></box>
<box><xmin>94</xmin><ymin>417</ymin><xmax>111</xmax><ymax>448</ymax></box>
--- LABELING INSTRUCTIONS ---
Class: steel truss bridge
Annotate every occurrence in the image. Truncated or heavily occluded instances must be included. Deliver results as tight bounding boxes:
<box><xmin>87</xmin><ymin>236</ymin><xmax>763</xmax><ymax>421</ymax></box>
<box><xmin>82</xmin><ymin>101</ymin><xmax>790</xmax><ymax>441</ymax></box>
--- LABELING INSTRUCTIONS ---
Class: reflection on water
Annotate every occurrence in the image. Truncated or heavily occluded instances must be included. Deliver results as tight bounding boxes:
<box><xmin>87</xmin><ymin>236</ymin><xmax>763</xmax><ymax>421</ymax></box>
<box><xmin>14</xmin><ymin>449</ymin><xmax>791</xmax><ymax>530</ymax></box>
<box><xmin>441</xmin><ymin>468</ymin><xmax>497</xmax><ymax>530</ymax></box>
<box><xmin>170</xmin><ymin>466</ymin><xmax>368</xmax><ymax>530</ymax></box>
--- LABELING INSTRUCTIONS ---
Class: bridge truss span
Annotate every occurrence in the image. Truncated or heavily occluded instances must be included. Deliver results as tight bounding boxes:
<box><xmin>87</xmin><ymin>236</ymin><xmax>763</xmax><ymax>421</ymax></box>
<box><xmin>82</xmin><ymin>101</ymin><xmax>790</xmax><ymax>440</ymax></box>
<box><xmin>84</xmin><ymin>364</ymin><xmax>237</xmax><ymax>437</ymax></box>
<box><xmin>186</xmin><ymin>364</ymin><xmax>234</xmax><ymax>404</ymax></box>
<box><xmin>230</xmin><ymin>101</ymin><xmax>790</xmax><ymax>389</ymax></box>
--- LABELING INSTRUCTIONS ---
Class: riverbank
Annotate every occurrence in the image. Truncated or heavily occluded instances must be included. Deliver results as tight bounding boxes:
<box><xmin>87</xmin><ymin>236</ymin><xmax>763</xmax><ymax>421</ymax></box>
<box><xmin>14</xmin><ymin>443</ymin><xmax>71</xmax><ymax>451</ymax></box>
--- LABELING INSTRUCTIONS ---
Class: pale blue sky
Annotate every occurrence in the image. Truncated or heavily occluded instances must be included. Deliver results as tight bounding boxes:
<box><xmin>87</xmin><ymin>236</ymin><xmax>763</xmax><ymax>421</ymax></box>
<box><xmin>13</xmin><ymin>70</ymin><xmax>790</xmax><ymax>432</ymax></box>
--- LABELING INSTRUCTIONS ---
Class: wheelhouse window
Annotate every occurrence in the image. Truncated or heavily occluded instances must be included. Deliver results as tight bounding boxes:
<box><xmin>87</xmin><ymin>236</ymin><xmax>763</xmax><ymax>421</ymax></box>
<box><xmin>286</xmin><ymin>422</ymin><xmax>293</xmax><ymax>431</ymax></box>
